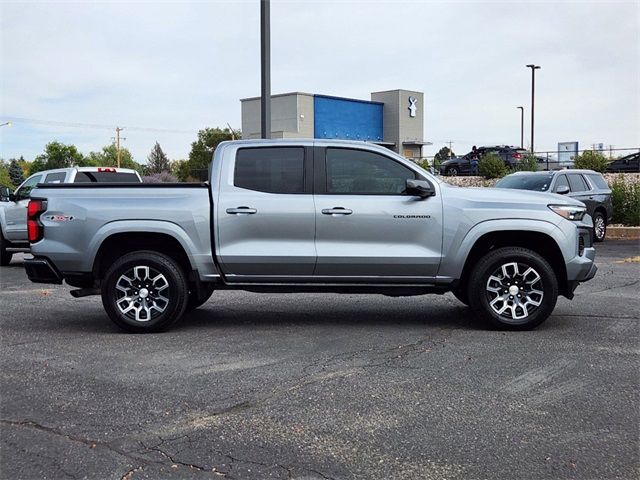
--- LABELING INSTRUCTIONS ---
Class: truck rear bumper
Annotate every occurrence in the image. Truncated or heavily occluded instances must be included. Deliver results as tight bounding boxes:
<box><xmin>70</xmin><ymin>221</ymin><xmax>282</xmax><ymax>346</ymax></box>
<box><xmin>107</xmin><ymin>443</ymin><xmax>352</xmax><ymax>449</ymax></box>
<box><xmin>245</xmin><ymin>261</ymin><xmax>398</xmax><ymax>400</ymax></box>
<box><xmin>24</xmin><ymin>256</ymin><xmax>63</xmax><ymax>284</ymax></box>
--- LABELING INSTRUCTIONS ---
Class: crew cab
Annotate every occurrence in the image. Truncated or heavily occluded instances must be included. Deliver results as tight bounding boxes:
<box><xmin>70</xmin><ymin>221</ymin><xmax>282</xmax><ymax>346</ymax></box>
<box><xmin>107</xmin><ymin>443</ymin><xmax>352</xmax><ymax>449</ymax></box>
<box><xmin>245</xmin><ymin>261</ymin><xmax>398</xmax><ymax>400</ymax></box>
<box><xmin>23</xmin><ymin>140</ymin><xmax>597</xmax><ymax>332</ymax></box>
<box><xmin>0</xmin><ymin>166</ymin><xmax>141</xmax><ymax>265</ymax></box>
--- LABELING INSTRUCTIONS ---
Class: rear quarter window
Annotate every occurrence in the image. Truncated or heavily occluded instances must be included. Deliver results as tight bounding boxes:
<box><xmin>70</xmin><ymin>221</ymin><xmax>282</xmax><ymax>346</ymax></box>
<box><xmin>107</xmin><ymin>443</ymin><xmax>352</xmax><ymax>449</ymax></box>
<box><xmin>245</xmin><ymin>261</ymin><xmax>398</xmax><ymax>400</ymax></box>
<box><xmin>586</xmin><ymin>174</ymin><xmax>609</xmax><ymax>190</ymax></box>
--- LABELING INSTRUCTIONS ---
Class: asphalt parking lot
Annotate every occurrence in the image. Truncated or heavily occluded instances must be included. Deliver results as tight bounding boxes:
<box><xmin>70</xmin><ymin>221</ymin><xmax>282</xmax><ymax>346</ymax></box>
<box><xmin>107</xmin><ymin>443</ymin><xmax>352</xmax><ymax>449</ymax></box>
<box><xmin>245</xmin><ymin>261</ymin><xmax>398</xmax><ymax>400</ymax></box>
<box><xmin>1</xmin><ymin>241</ymin><xmax>639</xmax><ymax>480</ymax></box>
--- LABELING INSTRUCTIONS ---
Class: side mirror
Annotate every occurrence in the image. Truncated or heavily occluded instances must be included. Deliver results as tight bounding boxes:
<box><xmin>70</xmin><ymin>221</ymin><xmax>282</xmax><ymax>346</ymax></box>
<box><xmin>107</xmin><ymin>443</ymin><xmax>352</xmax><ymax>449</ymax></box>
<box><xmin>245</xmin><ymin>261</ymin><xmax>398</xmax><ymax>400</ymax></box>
<box><xmin>0</xmin><ymin>186</ymin><xmax>10</xmax><ymax>202</ymax></box>
<box><xmin>555</xmin><ymin>185</ymin><xmax>570</xmax><ymax>195</ymax></box>
<box><xmin>406</xmin><ymin>179</ymin><xmax>435</xmax><ymax>198</ymax></box>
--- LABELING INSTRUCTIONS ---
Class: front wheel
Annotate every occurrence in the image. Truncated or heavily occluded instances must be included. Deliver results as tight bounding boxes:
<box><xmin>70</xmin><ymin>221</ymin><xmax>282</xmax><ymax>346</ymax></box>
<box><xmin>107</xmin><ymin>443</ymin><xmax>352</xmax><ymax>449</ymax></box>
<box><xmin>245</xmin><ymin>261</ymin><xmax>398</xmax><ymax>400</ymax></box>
<box><xmin>446</xmin><ymin>167</ymin><xmax>459</xmax><ymax>176</ymax></box>
<box><xmin>468</xmin><ymin>247</ymin><xmax>558</xmax><ymax>330</ymax></box>
<box><xmin>593</xmin><ymin>212</ymin><xmax>606</xmax><ymax>242</ymax></box>
<box><xmin>101</xmin><ymin>250</ymin><xmax>189</xmax><ymax>333</ymax></box>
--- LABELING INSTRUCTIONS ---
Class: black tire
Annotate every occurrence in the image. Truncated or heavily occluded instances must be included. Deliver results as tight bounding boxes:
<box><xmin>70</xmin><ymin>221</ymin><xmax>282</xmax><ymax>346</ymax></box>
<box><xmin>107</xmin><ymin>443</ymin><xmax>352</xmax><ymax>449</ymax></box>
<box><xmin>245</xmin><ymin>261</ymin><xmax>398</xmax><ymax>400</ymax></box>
<box><xmin>101</xmin><ymin>250</ymin><xmax>189</xmax><ymax>333</ymax></box>
<box><xmin>468</xmin><ymin>247</ymin><xmax>558</xmax><ymax>330</ymax></box>
<box><xmin>451</xmin><ymin>287</ymin><xmax>469</xmax><ymax>306</ymax></box>
<box><xmin>593</xmin><ymin>211</ymin><xmax>606</xmax><ymax>242</ymax></box>
<box><xmin>0</xmin><ymin>231</ymin><xmax>13</xmax><ymax>266</ymax></box>
<box><xmin>186</xmin><ymin>283</ymin><xmax>215</xmax><ymax>311</ymax></box>
<box><xmin>447</xmin><ymin>167</ymin><xmax>459</xmax><ymax>177</ymax></box>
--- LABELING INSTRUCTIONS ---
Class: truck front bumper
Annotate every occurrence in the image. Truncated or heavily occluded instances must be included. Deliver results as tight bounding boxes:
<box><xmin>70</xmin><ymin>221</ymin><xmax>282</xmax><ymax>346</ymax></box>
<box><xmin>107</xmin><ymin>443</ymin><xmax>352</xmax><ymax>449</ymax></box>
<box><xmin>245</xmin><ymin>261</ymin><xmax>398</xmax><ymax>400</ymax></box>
<box><xmin>565</xmin><ymin>245</ymin><xmax>597</xmax><ymax>298</ymax></box>
<box><xmin>24</xmin><ymin>256</ymin><xmax>63</xmax><ymax>284</ymax></box>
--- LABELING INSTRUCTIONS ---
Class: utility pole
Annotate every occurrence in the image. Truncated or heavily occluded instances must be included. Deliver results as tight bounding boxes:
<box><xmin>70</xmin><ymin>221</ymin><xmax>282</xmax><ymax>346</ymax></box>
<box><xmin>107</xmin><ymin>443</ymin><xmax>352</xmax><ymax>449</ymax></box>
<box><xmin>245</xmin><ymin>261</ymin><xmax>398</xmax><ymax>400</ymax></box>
<box><xmin>526</xmin><ymin>64</ymin><xmax>541</xmax><ymax>153</ymax></box>
<box><xmin>447</xmin><ymin>141</ymin><xmax>454</xmax><ymax>157</ymax></box>
<box><xmin>114</xmin><ymin>127</ymin><xmax>125</xmax><ymax>168</ymax></box>
<box><xmin>260</xmin><ymin>0</ymin><xmax>271</xmax><ymax>139</ymax></box>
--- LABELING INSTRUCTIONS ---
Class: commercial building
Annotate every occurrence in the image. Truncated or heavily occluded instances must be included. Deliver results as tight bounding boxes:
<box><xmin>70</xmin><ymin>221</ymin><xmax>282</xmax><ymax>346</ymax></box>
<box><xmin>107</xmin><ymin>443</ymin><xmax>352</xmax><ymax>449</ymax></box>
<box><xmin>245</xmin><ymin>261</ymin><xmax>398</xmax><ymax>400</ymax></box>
<box><xmin>240</xmin><ymin>89</ymin><xmax>429</xmax><ymax>159</ymax></box>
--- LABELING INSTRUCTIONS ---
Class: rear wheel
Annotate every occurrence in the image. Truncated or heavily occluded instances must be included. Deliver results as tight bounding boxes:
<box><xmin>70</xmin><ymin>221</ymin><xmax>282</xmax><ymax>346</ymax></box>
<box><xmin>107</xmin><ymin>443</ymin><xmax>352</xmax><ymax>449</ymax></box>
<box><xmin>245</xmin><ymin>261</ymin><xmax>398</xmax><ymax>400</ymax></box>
<box><xmin>593</xmin><ymin>211</ymin><xmax>606</xmax><ymax>242</ymax></box>
<box><xmin>468</xmin><ymin>247</ymin><xmax>558</xmax><ymax>330</ymax></box>
<box><xmin>101</xmin><ymin>250</ymin><xmax>188</xmax><ymax>333</ymax></box>
<box><xmin>0</xmin><ymin>231</ymin><xmax>13</xmax><ymax>266</ymax></box>
<box><xmin>446</xmin><ymin>167</ymin><xmax>459</xmax><ymax>176</ymax></box>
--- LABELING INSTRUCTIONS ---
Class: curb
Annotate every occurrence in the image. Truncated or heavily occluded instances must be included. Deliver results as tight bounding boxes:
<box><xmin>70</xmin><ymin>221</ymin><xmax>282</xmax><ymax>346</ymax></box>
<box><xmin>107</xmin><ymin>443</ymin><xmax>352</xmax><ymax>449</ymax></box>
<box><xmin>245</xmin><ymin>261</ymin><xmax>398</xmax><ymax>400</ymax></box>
<box><xmin>607</xmin><ymin>226</ymin><xmax>640</xmax><ymax>240</ymax></box>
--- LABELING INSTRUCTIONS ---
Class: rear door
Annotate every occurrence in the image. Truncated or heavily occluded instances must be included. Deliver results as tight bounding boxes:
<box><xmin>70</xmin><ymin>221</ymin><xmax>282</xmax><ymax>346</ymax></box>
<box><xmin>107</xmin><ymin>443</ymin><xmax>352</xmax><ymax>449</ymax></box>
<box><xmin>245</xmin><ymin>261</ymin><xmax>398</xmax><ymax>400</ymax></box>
<box><xmin>4</xmin><ymin>174</ymin><xmax>43</xmax><ymax>241</ymax></box>
<box><xmin>313</xmin><ymin>146</ymin><xmax>442</xmax><ymax>280</ymax></box>
<box><xmin>216</xmin><ymin>146</ymin><xmax>316</xmax><ymax>280</ymax></box>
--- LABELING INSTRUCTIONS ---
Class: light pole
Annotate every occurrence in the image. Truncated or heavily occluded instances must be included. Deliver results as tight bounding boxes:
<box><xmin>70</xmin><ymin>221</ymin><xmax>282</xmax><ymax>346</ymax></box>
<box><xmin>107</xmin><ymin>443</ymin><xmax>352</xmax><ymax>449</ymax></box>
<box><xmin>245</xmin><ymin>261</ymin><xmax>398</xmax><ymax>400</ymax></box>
<box><xmin>260</xmin><ymin>0</ymin><xmax>271</xmax><ymax>139</ymax></box>
<box><xmin>0</xmin><ymin>122</ymin><xmax>11</xmax><ymax>128</ymax></box>
<box><xmin>526</xmin><ymin>64</ymin><xmax>541</xmax><ymax>152</ymax></box>
<box><xmin>516</xmin><ymin>106</ymin><xmax>524</xmax><ymax>149</ymax></box>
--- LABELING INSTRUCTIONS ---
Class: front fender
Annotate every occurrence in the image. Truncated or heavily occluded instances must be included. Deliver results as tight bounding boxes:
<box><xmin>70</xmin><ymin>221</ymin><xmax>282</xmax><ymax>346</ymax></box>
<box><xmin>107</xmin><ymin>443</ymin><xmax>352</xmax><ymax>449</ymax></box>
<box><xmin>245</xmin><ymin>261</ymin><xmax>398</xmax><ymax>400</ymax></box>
<box><xmin>437</xmin><ymin>218</ymin><xmax>569</xmax><ymax>280</ymax></box>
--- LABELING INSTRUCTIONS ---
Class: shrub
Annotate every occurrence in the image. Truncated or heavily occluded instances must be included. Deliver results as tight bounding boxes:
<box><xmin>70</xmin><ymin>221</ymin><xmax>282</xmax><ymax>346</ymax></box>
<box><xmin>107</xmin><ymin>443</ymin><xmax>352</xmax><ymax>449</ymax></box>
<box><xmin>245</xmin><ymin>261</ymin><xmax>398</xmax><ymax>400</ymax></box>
<box><xmin>512</xmin><ymin>153</ymin><xmax>539</xmax><ymax>172</ymax></box>
<box><xmin>142</xmin><ymin>171</ymin><xmax>178</xmax><ymax>183</ymax></box>
<box><xmin>610</xmin><ymin>176</ymin><xmax>640</xmax><ymax>226</ymax></box>
<box><xmin>479</xmin><ymin>153</ymin><xmax>508</xmax><ymax>179</ymax></box>
<box><xmin>574</xmin><ymin>150</ymin><xmax>609</xmax><ymax>172</ymax></box>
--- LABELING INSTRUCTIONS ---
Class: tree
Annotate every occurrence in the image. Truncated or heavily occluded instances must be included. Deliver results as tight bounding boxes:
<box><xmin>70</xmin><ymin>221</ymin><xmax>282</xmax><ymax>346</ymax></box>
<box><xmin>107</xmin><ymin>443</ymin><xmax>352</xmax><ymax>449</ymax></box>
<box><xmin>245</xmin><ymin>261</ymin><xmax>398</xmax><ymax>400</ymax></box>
<box><xmin>9</xmin><ymin>159</ymin><xmax>25</xmax><ymax>186</ymax></box>
<box><xmin>86</xmin><ymin>144</ymin><xmax>144</xmax><ymax>173</ymax></box>
<box><xmin>0</xmin><ymin>160</ymin><xmax>12</xmax><ymax>189</ymax></box>
<box><xmin>147</xmin><ymin>142</ymin><xmax>171</xmax><ymax>174</ymax></box>
<box><xmin>512</xmin><ymin>153</ymin><xmax>540</xmax><ymax>172</ymax></box>
<box><xmin>30</xmin><ymin>142</ymin><xmax>85</xmax><ymax>174</ymax></box>
<box><xmin>184</xmin><ymin>127</ymin><xmax>235</xmax><ymax>180</ymax></box>
<box><xmin>434</xmin><ymin>146</ymin><xmax>455</xmax><ymax>168</ymax></box>
<box><xmin>574</xmin><ymin>150</ymin><xmax>609</xmax><ymax>173</ymax></box>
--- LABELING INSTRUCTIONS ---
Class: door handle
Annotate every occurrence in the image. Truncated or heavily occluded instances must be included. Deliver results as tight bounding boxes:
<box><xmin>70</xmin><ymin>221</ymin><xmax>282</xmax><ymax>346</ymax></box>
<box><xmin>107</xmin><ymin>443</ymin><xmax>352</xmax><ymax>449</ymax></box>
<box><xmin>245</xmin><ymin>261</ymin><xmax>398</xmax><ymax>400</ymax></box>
<box><xmin>226</xmin><ymin>206</ymin><xmax>257</xmax><ymax>215</ymax></box>
<box><xmin>321</xmin><ymin>207</ymin><xmax>353</xmax><ymax>215</ymax></box>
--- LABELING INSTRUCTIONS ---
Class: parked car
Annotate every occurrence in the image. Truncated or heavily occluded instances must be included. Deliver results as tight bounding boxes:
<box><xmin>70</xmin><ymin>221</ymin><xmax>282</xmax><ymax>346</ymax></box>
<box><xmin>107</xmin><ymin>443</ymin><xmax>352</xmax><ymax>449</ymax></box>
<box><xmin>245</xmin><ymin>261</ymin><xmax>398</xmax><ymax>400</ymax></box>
<box><xmin>0</xmin><ymin>166</ymin><xmax>141</xmax><ymax>265</ymax></box>
<box><xmin>24</xmin><ymin>139</ymin><xmax>596</xmax><ymax>332</ymax></box>
<box><xmin>606</xmin><ymin>152</ymin><xmax>640</xmax><ymax>173</ymax></box>
<box><xmin>495</xmin><ymin>169</ymin><xmax>613</xmax><ymax>241</ymax></box>
<box><xmin>439</xmin><ymin>146</ymin><xmax>527</xmax><ymax>176</ymax></box>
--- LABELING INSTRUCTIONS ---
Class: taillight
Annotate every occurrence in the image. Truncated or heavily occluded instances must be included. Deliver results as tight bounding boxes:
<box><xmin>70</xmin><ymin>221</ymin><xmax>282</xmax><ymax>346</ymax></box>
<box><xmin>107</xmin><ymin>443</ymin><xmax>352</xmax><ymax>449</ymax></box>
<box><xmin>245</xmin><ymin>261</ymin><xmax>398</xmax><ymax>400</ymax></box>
<box><xmin>514</xmin><ymin>153</ymin><xmax>522</xmax><ymax>159</ymax></box>
<box><xmin>27</xmin><ymin>199</ymin><xmax>47</xmax><ymax>243</ymax></box>
<box><xmin>98</xmin><ymin>167</ymin><xmax>116</xmax><ymax>172</ymax></box>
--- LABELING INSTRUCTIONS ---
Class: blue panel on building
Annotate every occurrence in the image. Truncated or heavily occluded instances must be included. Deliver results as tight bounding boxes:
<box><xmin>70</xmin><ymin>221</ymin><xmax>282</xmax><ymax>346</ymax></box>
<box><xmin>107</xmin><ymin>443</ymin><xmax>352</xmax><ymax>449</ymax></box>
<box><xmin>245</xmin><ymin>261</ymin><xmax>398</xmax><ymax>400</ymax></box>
<box><xmin>314</xmin><ymin>95</ymin><xmax>383</xmax><ymax>141</ymax></box>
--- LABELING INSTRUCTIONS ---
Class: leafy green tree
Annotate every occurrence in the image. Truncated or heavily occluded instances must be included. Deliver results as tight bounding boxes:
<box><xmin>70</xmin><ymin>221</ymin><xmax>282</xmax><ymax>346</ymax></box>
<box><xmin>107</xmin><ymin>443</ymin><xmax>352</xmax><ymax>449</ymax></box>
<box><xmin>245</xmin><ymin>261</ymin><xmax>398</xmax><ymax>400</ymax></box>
<box><xmin>8</xmin><ymin>159</ymin><xmax>25</xmax><ymax>186</ymax></box>
<box><xmin>147</xmin><ymin>142</ymin><xmax>171</xmax><ymax>174</ymax></box>
<box><xmin>86</xmin><ymin>145</ymin><xmax>144</xmax><ymax>173</ymax></box>
<box><xmin>574</xmin><ymin>150</ymin><xmax>609</xmax><ymax>172</ymax></box>
<box><xmin>433</xmin><ymin>146</ymin><xmax>455</xmax><ymax>169</ymax></box>
<box><xmin>0</xmin><ymin>160</ymin><xmax>13</xmax><ymax>189</ymax></box>
<box><xmin>30</xmin><ymin>142</ymin><xmax>85</xmax><ymax>174</ymax></box>
<box><xmin>186</xmin><ymin>127</ymin><xmax>235</xmax><ymax>179</ymax></box>
<box><xmin>479</xmin><ymin>153</ymin><xmax>508</xmax><ymax>179</ymax></box>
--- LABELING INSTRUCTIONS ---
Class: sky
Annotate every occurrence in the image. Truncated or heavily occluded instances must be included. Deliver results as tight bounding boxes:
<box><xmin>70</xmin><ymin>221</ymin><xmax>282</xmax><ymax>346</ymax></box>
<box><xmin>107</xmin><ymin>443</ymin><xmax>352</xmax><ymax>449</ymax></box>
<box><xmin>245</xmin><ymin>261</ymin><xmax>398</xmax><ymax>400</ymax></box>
<box><xmin>1</xmin><ymin>0</ymin><xmax>639</xmax><ymax>164</ymax></box>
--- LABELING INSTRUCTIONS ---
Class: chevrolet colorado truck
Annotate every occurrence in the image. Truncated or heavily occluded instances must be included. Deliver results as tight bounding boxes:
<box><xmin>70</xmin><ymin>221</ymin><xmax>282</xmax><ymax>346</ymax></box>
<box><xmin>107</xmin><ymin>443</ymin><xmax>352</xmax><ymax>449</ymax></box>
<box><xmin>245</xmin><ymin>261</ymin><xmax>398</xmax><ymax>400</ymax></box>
<box><xmin>23</xmin><ymin>140</ymin><xmax>597</xmax><ymax>332</ymax></box>
<box><xmin>0</xmin><ymin>166</ymin><xmax>141</xmax><ymax>265</ymax></box>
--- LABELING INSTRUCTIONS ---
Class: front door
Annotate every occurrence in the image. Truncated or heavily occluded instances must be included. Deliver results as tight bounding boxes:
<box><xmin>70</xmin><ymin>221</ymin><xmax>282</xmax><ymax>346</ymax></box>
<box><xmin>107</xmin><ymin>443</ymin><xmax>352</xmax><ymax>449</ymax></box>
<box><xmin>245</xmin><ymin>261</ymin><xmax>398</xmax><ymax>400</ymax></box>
<box><xmin>314</xmin><ymin>147</ymin><xmax>442</xmax><ymax>280</ymax></box>
<box><xmin>216</xmin><ymin>146</ymin><xmax>316</xmax><ymax>281</ymax></box>
<box><xmin>4</xmin><ymin>174</ymin><xmax>43</xmax><ymax>242</ymax></box>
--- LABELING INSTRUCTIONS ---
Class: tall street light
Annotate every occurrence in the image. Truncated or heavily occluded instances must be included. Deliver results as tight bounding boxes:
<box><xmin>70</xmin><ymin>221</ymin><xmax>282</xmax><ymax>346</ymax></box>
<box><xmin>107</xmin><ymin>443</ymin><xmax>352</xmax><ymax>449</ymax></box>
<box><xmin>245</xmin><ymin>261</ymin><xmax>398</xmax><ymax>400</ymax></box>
<box><xmin>526</xmin><ymin>64</ymin><xmax>541</xmax><ymax>152</ymax></box>
<box><xmin>0</xmin><ymin>122</ymin><xmax>11</xmax><ymax>127</ymax></box>
<box><xmin>260</xmin><ymin>0</ymin><xmax>271</xmax><ymax>139</ymax></box>
<box><xmin>516</xmin><ymin>106</ymin><xmax>524</xmax><ymax>149</ymax></box>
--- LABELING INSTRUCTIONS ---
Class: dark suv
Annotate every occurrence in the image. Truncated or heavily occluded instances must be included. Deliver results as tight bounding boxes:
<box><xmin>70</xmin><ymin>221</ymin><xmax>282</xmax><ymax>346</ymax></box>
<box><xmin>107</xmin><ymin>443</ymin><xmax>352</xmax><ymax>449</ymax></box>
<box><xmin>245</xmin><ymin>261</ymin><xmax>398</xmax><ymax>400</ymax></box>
<box><xmin>439</xmin><ymin>146</ymin><xmax>527</xmax><ymax>176</ymax></box>
<box><xmin>495</xmin><ymin>169</ymin><xmax>613</xmax><ymax>241</ymax></box>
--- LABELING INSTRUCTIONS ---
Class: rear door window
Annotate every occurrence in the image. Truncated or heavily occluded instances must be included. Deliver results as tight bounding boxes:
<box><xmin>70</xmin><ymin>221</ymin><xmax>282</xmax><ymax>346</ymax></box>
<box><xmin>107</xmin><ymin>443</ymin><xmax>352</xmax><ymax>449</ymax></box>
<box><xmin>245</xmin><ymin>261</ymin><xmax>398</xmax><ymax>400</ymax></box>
<box><xmin>585</xmin><ymin>174</ymin><xmax>609</xmax><ymax>190</ymax></box>
<box><xmin>567</xmin><ymin>174</ymin><xmax>588</xmax><ymax>192</ymax></box>
<box><xmin>234</xmin><ymin>147</ymin><xmax>305</xmax><ymax>194</ymax></box>
<box><xmin>44</xmin><ymin>172</ymin><xmax>66</xmax><ymax>183</ymax></box>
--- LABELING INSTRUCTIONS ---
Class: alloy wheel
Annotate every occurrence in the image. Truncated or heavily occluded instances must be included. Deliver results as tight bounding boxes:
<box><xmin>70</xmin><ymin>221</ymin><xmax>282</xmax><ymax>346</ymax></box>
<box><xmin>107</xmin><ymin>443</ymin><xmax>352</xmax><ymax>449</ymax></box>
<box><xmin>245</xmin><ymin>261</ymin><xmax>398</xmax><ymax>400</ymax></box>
<box><xmin>594</xmin><ymin>216</ymin><xmax>606</xmax><ymax>241</ymax></box>
<box><xmin>485</xmin><ymin>262</ymin><xmax>544</xmax><ymax>322</ymax></box>
<box><xmin>114</xmin><ymin>265</ymin><xmax>169</xmax><ymax>322</ymax></box>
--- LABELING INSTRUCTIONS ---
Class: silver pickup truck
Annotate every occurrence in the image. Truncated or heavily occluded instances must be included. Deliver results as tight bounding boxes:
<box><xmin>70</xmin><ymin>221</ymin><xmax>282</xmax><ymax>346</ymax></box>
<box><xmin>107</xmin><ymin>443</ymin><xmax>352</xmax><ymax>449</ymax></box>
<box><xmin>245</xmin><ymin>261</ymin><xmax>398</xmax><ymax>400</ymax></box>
<box><xmin>0</xmin><ymin>166</ymin><xmax>141</xmax><ymax>265</ymax></box>
<box><xmin>23</xmin><ymin>139</ymin><xmax>597</xmax><ymax>332</ymax></box>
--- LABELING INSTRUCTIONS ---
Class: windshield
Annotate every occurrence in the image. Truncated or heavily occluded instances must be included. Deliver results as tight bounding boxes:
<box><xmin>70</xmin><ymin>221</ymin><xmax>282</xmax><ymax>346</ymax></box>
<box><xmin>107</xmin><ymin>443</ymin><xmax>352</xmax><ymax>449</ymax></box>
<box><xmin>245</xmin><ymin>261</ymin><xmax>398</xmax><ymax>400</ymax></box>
<box><xmin>495</xmin><ymin>174</ymin><xmax>553</xmax><ymax>191</ymax></box>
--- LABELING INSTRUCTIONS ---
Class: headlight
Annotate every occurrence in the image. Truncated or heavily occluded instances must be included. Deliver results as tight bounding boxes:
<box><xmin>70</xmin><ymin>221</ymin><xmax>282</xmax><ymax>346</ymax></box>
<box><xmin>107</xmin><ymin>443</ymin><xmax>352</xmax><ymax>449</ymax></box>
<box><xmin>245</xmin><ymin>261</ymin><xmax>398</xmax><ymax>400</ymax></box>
<box><xmin>548</xmin><ymin>204</ymin><xmax>586</xmax><ymax>221</ymax></box>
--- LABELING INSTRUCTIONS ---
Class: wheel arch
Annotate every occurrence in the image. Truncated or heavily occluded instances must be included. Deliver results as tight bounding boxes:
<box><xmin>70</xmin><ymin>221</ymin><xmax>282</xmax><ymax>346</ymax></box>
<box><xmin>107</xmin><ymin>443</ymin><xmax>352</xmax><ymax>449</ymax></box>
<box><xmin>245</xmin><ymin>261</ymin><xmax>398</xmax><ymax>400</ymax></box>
<box><xmin>456</xmin><ymin>229</ymin><xmax>569</xmax><ymax>298</ymax></box>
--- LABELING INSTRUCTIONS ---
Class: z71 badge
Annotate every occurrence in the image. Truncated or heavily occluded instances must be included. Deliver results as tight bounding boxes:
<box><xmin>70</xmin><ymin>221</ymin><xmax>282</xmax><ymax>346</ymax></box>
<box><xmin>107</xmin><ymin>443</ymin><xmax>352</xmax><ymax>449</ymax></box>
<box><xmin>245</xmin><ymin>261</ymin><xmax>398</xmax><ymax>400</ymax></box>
<box><xmin>47</xmin><ymin>215</ymin><xmax>74</xmax><ymax>222</ymax></box>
